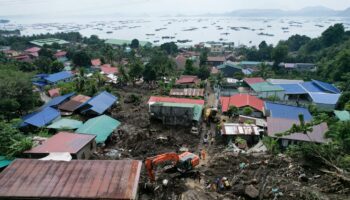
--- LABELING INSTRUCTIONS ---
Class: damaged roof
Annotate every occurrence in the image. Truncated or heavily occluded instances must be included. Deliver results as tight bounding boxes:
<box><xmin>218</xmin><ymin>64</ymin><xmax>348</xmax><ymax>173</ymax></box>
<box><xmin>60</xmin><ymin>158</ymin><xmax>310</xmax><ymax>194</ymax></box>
<box><xmin>0</xmin><ymin>159</ymin><xmax>142</xmax><ymax>200</ymax></box>
<box><xmin>267</xmin><ymin>117</ymin><xmax>329</xmax><ymax>143</ymax></box>
<box><xmin>25</xmin><ymin>132</ymin><xmax>95</xmax><ymax>154</ymax></box>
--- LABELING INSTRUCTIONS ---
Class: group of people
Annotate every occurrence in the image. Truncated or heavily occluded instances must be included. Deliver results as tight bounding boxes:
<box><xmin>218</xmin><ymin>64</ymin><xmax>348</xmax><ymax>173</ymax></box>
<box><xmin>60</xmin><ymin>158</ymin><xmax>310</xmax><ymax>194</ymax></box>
<box><xmin>206</xmin><ymin>177</ymin><xmax>231</xmax><ymax>192</ymax></box>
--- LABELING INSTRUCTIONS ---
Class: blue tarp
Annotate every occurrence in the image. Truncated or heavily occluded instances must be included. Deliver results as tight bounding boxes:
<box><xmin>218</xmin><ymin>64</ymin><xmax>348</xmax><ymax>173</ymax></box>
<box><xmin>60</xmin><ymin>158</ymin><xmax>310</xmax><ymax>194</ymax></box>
<box><xmin>265</xmin><ymin>102</ymin><xmax>313</xmax><ymax>121</ymax></box>
<box><xmin>312</xmin><ymin>80</ymin><xmax>341</xmax><ymax>94</ymax></box>
<box><xmin>79</xmin><ymin>91</ymin><xmax>117</xmax><ymax>115</ymax></box>
<box><xmin>21</xmin><ymin>107</ymin><xmax>61</xmax><ymax>127</ymax></box>
<box><xmin>43</xmin><ymin>92</ymin><xmax>75</xmax><ymax>108</ymax></box>
<box><xmin>279</xmin><ymin>84</ymin><xmax>307</xmax><ymax>94</ymax></box>
<box><xmin>44</xmin><ymin>71</ymin><xmax>73</xmax><ymax>83</ymax></box>
<box><xmin>309</xmin><ymin>93</ymin><xmax>341</xmax><ymax>104</ymax></box>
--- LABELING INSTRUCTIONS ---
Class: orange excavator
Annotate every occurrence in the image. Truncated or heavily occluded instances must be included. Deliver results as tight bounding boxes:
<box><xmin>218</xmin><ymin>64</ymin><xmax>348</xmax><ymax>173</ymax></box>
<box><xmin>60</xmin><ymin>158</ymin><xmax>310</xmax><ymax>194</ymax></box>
<box><xmin>145</xmin><ymin>152</ymin><xmax>200</xmax><ymax>182</ymax></box>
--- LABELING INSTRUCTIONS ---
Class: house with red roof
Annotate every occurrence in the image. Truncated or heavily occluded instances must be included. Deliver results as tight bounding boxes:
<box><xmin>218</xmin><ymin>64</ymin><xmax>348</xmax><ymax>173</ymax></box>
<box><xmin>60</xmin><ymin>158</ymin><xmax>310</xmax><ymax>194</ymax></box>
<box><xmin>91</xmin><ymin>58</ymin><xmax>102</xmax><ymax>67</ymax></box>
<box><xmin>175</xmin><ymin>75</ymin><xmax>200</xmax><ymax>87</ymax></box>
<box><xmin>220</xmin><ymin>94</ymin><xmax>265</xmax><ymax>118</ymax></box>
<box><xmin>243</xmin><ymin>77</ymin><xmax>266</xmax><ymax>85</ymax></box>
<box><xmin>100</xmin><ymin>64</ymin><xmax>119</xmax><ymax>75</ymax></box>
<box><xmin>48</xmin><ymin>88</ymin><xmax>60</xmax><ymax>98</ymax></box>
<box><xmin>54</xmin><ymin>51</ymin><xmax>67</xmax><ymax>58</ymax></box>
<box><xmin>24</xmin><ymin>47</ymin><xmax>41</xmax><ymax>58</ymax></box>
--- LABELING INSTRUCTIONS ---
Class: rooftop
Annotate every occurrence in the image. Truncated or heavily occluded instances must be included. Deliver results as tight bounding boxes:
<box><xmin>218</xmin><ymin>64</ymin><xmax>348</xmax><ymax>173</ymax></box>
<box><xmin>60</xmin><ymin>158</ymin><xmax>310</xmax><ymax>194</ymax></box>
<box><xmin>267</xmin><ymin>117</ymin><xmax>328</xmax><ymax>143</ymax></box>
<box><xmin>243</xmin><ymin>77</ymin><xmax>266</xmax><ymax>85</ymax></box>
<box><xmin>0</xmin><ymin>159</ymin><xmax>142</xmax><ymax>200</ymax></box>
<box><xmin>334</xmin><ymin>110</ymin><xmax>350</xmax><ymax>121</ymax></box>
<box><xmin>250</xmin><ymin>82</ymin><xmax>284</xmax><ymax>92</ymax></box>
<box><xmin>47</xmin><ymin>118</ymin><xmax>83</xmax><ymax>130</ymax></box>
<box><xmin>148</xmin><ymin>96</ymin><xmax>205</xmax><ymax>105</ymax></box>
<box><xmin>59</xmin><ymin>94</ymin><xmax>91</xmax><ymax>112</ymax></box>
<box><xmin>21</xmin><ymin>107</ymin><xmax>61</xmax><ymax>128</ymax></box>
<box><xmin>30</xmin><ymin>38</ymin><xmax>69</xmax><ymax>47</ymax></box>
<box><xmin>170</xmin><ymin>88</ymin><xmax>204</xmax><ymax>97</ymax></box>
<box><xmin>265</xmin><ymin>102</ymin><xmax>313</xmax><ymax>121</ymax></box>
<box><xmin>220</xmin><ymin>94</ymin><xmax>264</xmax><ymax>112</ymax></box>
<box><xmin>44</xmin><ymin>71</ymin><xmax>73</xmax><ymax>83</ymax></box>
<box><xmin>175</xmin><ymin>75</ymin><xmax>200</xmax><ymax>85</ymax></box>
<box><xmin>43</xmin><ymin>92</ymin><xmax>75</xmax><ymax>109</ymax></box>
<box><xmin>76</xmin><ymin>115</ymin><xmax>121</xmax><ymax>143</ymax></box>
<box><xmin>91</xmin><ymin>58</ymin><xmax>101</xmax><ymax>66</ymax></box>
<box><xmin>222</xmin><ymin>123</ymin><xmax>261</xmax><ymax>136</ymax></box>
<box><xmin>79</xmin><ymin>91</ymin><xmax>117</xmax><ymax>115</ymax></box>
<box><xmin>25</xmin><ymin>132</ymin><xmax>95</xmax><ymax>154</ymax></box>
<box><xmin>151</xmin><ymin>102</ymin><xmax>203</xmax><ymax>121</ymax></box>
<box><xmin>267</xmin><ymin>79</ymin><xmax>304</xmax><ymax>85</ymax></box>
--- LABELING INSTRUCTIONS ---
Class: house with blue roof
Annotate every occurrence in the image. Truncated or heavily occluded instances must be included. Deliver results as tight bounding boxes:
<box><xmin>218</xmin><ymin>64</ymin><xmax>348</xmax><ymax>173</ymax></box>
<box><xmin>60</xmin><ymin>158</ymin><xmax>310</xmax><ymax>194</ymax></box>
<box><xmin>21</xmin><ymin>107</ymin><xmax>61</xmax><ymax>128</ymax></box>
<box><xmin>264</xmin><ymin>102</ymin><xmax>313</xmax><ymax>121</ymax></box>
<box><xmin>33</xmin><ymin>71</ymin><xmax>73</xmax><ymax>88</ymax></box>
<box><xmin>78</xmin><ymin>91</ymin><xmax>117</xmax><ymax>115</ymax></box>
<box><xmin>273</xmin><ymin>79</ymin><xmax>341</xmax><ymax>111</ymax></box>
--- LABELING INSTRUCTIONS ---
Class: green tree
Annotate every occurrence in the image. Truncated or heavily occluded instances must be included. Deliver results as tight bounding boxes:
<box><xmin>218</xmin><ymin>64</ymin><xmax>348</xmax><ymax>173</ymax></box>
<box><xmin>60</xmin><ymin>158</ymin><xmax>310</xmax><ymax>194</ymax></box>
<box><xmin>50</xmin><ymin>60</ymin><xmax>64</xmax><ymax>73</ymax></box>
<box><xmin>34</xmin><ymin>57</ymin><xmax>52</xmax><ymax>73</ymax></box>
<box><xmin>272</xmin><ymin>44</ymin><xmax>288</xmax><ymax>67</ymax></box>
<box><xmin>0</xmin><ymin>70</ymin><xmax>39</xmax><ymax>119</ymax></box>
<box><xmin>197</xmin><ymin>65</ymin><xmax>210</xmax><ymax>80</ymax></box>
<box><xmin>199</xmin><ymin>49</ymin><xmax>208</xmax><ymax>66</ymax></box>
<box><xmin>130</xmin><ymin>39</ymin><xmax>140</xmax><ymax>49</ymax></box>
<box><xmin>321</xmin><ymin>23</ymin><xmax>345</xmax><ymax>47</ymax></box>
<box><xmin>73</xmin><ymin>51</ymin><xmax>91</xmax><ymax>67</ymax></box>
<box><xmin>242</xmin><ymin>107</ymin><xmax>253</xmax><ymax>116</ymax></box>
<box><xmin>227</xmin><ymin>106</ymin><xmax>238</xmax><ymax>117</ymax></box>
<box><xmin>0</xmin><ymin>121</ymin><xmax>33</xmax><ymax>157</ymax></box>
<box><xmin>183</xmin><ymin>59</ymin><xmax>197</xmax><ymax>75</ymax></box>
<box><xmin>160</xmin><ymin>42</ymin><xmax>178</xmax><ymax>55</ymax></box>
<box><xmin>128</xmin><ymin>59</ymin><xmax>144</xmax><ymax>85</ymax></box>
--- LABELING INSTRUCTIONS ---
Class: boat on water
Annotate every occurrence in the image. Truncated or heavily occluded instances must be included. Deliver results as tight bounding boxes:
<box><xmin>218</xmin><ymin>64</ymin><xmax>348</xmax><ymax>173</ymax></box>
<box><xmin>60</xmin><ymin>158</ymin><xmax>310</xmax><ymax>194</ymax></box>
<box><xmin>258</xmin><ymin>32</ymin><xmax>274</xmax><ymax>37</ymax></box>
<box><xmin>146</xmin><ymin>34</ymin><xmax>155</xmax><ymax>36</ymax></box>
<box><xmin>106</xmin><ymin>31</ymin><xmax>113</xmax><ymax>34</ymax></box>
<box><xmin>183</xmin><ymin>27</ymin><xmax>198</xmax><ymax>31</ymax></box>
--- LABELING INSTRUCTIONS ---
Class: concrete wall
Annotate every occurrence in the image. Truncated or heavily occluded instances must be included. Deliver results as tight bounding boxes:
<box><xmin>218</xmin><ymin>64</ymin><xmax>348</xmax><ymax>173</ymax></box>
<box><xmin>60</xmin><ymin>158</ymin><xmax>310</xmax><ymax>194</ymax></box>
<box><xmin>76</xmin><ymin>140</ymin><xmax>97</xmax><ymax>160</ymax></box>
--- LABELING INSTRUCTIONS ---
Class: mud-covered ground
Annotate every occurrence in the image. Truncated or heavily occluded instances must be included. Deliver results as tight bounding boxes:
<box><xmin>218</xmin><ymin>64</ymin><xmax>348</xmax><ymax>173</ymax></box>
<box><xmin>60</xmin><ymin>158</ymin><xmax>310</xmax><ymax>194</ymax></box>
<box><xmin>95</xmin><ymin>85</ymin><xmax>349</xmax><ymax>200</ymax></box>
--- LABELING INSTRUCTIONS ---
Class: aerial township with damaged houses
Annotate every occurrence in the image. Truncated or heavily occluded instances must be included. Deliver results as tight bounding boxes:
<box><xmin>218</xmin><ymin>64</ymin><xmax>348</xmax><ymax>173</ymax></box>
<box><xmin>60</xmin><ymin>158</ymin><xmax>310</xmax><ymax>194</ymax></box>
<box><xmin>0</xmin><ymin>23</ymin><xmax>349</xmax><ymax>200</ymax></box>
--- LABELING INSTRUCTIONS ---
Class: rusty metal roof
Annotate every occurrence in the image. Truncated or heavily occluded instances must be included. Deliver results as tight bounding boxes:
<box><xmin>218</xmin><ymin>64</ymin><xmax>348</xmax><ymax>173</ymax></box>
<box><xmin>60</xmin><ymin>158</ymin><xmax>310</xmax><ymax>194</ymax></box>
<box><xmin>59</xmin><ymin>95</ymin><xmax>91</xmax><ymax>112</ymax></box>
<box><xmin>170</xmin><ymin>88</ymin><xmax>204</xmax><ymax>97</ymax></box>
<box><xmin>25</xmin><ymin>132</ymin><xmax>95</xmax><ymax>154</ymax></box>
<box><xmin>0</xmin><ymin>159</ymin><xmax>142</xmax><ymax>200</ymax></box>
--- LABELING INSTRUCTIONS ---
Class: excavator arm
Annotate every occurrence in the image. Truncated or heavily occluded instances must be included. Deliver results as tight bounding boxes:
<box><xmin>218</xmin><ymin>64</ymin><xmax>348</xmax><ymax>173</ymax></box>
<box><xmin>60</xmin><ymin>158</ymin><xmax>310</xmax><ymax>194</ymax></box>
<box><xmin>145</xmin><ymin>152</ymin><xmax>180</xmax><ymax>182</ymax></box>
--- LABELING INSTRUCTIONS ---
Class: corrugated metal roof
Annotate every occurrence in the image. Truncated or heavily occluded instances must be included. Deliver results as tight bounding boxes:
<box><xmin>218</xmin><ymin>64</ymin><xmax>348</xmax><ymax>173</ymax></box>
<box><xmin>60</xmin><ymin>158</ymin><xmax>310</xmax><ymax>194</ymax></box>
<box><xmin>243</xmin><ymin>77</ymin><xmax>266</xmax><ymax>85</ymax></box>
<box><xmin>76</xmin><ymin>115</ymin><xmax>121</xmax><ymax>143</ymax></box>
<box><xmin>312</xmin><ymin>80</ymin><xmax>340</xmax><ymax>94</ymax></box>
<box><xmin>267</xmin><ymin>79</ymin><xmax>304</xmax><ymax>85</ymax></box>
<box><xmin>308</xmin><ymin>93</ymin><xmax>340</xmax><ymax>105</ymax></box>
<box><xmin>175</xmin><ymin>75</ymin><xmax>200</xmax><ymax>84</ymax></box>
<box><xmin>43</xmin><ymin>92</ymin><xmax>75</xmax><ymax>108</ymax></box>
<box><xmin>91</xmin><ymin>59</ymin><xmax>101</xmax><ymax>66</ymax></box>
<box><xmin>250</xmin><ymin>82</ymin><xmax>284</xmax><ymax>92</ymax></box>
<box><xmin>25</xmin><ymin>132</ymin><xmax>95</xmax><ymax>154</ymax></box>
<box><xmin>334</xmin><ymin>110</ymin><xmax>350</xmax><ymax>121</ymax></box>
<box><xmin>170</xmin><ymin>88</ymin><xmax>204</xmax><ymax>97</ymax></box>
<box><xmin>267</xmin><ymin>117</ymin><xmax>328</xmax><ymax>143</ymax></box>
<box><xmin>222</xmin><ymin>123</ymin><xmax>261</xmax><ymax>136</ymax></box>
<box><xmin>0</xmin><ymin>159</ymin><xmax>142</xmax><ymax>200</ymax></box>
<box><xmin>148</xmin><ymin>96</ymin><xmax>205</xmax><ymax>105</ymax></box>
<box><xmin>279</xmin><ymin>84</ymin><xmax>307</xmax><ymax>94</ymax></box>
<box><xmin>48</xmin><ymin>88</ymin><xmax>60</xmax><ymax>97</ymax></box>
<box><xmin>152</xmin><ymin>102</ymin><xmax>203</xmax><ymax>121</ymax></box>
<box><xmin>59</xmin><ymin>95</ymin><xmax>91</xmax><ymax>112</ymax></box>
<box><xmin>0</xmin><ymin>156</ymin><xmax>12</xmax><ymax>168</ymax></box>
<box><xmin>265</xmin><ymin>102</ymin><xmax>313</xmax><ymax>121</ymax></box>
<box><xmin>220</xmin><ymin>94</ymin><xmax>264</xmax><ymax>112</ymax></box>
<box><xmin>44</xmin><ymin>71</ymin><xmax>73</xmax><ymax>83</ymax></box>
<box><xmin>22</xmin><ymin>107</ymin><xmax>61</xmax><ymax>128</ymax></box>
<box><xmin>79</xmin><ymin>91</ymin><xmax>117</xmax><ymax>115</ymax></box>
<box><xmin>300</xmin><ymin>82</ymin><xmax>325</xmax><ymax>93</ymax></box>
<box><xmin>47</xmin><ymin>118</ymin><xmax>83</xmax><ymax>130</ymax></box>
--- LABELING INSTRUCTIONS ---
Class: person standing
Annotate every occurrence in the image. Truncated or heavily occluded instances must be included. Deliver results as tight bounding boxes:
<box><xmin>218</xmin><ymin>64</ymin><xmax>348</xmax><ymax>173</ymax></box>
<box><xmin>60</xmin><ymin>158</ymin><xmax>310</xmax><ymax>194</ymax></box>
<box><xmin>201</xmin><ymin>149</ymin><xmax>206</xmax><ymax>160</ymax></box>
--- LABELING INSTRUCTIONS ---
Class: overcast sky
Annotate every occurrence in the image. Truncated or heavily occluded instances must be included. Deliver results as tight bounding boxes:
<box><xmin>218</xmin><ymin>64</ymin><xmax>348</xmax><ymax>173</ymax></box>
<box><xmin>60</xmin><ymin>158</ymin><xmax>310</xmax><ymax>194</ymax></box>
<box><xmin>0</xmin><ymin>0</ymin><xmax>350</xmax><ymax>16</ymax></box>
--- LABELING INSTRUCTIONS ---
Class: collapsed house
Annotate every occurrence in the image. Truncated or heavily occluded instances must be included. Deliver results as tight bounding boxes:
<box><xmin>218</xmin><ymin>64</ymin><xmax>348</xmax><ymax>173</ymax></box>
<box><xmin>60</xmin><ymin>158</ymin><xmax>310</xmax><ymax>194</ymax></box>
<box><xmin>25</xmin><ymin>132</ymin><xmax>96</xmax><ymax>159</ymax></box>
<box><xmin>148</xmin><ymin>96</ymin><xmax>205</xmax><ymax>126</ymax></box>
<box><xmin>0</xmin><ymin>159</ymin><xmax>141</xmax><ymax>200</ymax></box>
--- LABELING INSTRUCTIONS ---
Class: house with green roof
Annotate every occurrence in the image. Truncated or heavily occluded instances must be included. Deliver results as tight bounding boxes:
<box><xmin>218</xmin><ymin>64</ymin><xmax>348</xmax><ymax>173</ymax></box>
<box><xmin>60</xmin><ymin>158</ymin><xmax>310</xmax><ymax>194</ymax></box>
<box><xmin>105</xmin><ymin>39</ymin><xmax>151</xmax><ymax>47</ymax></box>
<box><xmin>250</xmin><ymin>82</ymin><xmax>285</xmax><ymax>99</ymax></box>
<box><xmin>0</xmin><ymin>156</ymin><xmax>13</xmax><ymax>170</ymax></box>
<box><xmin>217</xmin><ymin>62</ymin><xmax>242</xmax><ymax>77</ymax></box>
<box><xmin>47</xmin><ymin>118</ymin><xmax>83</xmax><ymax>130</ymax></box>
<box><xmin>75</xmin><ymin>115</ymin><xmax>121</xmax><ymax>144</ymax></box>
<box><xmin>334</xmin><ymin>110</ymin><xmax>350</xmax><ymax>121</ymax></box>
<box><xmin>150</xmin><ymin>102</ymin><xmax>203</xmax><ymax>126</ymax></box>
<box><xmin>30</xmin><ymin>38</ymin><xmax>69</xmax><ymax>47</ymax></box>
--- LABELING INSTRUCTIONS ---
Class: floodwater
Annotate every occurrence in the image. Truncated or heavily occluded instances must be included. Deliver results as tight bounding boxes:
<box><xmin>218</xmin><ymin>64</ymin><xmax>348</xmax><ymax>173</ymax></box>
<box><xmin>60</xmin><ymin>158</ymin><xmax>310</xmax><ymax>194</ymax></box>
<box><xmin>1</xmin><ymin>16</ymin><xmax>350</xmax><ymax>46</ymax></box>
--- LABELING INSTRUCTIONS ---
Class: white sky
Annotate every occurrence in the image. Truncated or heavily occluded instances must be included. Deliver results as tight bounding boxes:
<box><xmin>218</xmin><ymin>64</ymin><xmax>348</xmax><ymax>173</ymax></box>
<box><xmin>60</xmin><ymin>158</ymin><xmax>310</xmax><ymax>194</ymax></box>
<box><xmin>0</xmin><ymin>0</ymin><xmax>350</xmax><ymax>16</ymax></box>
